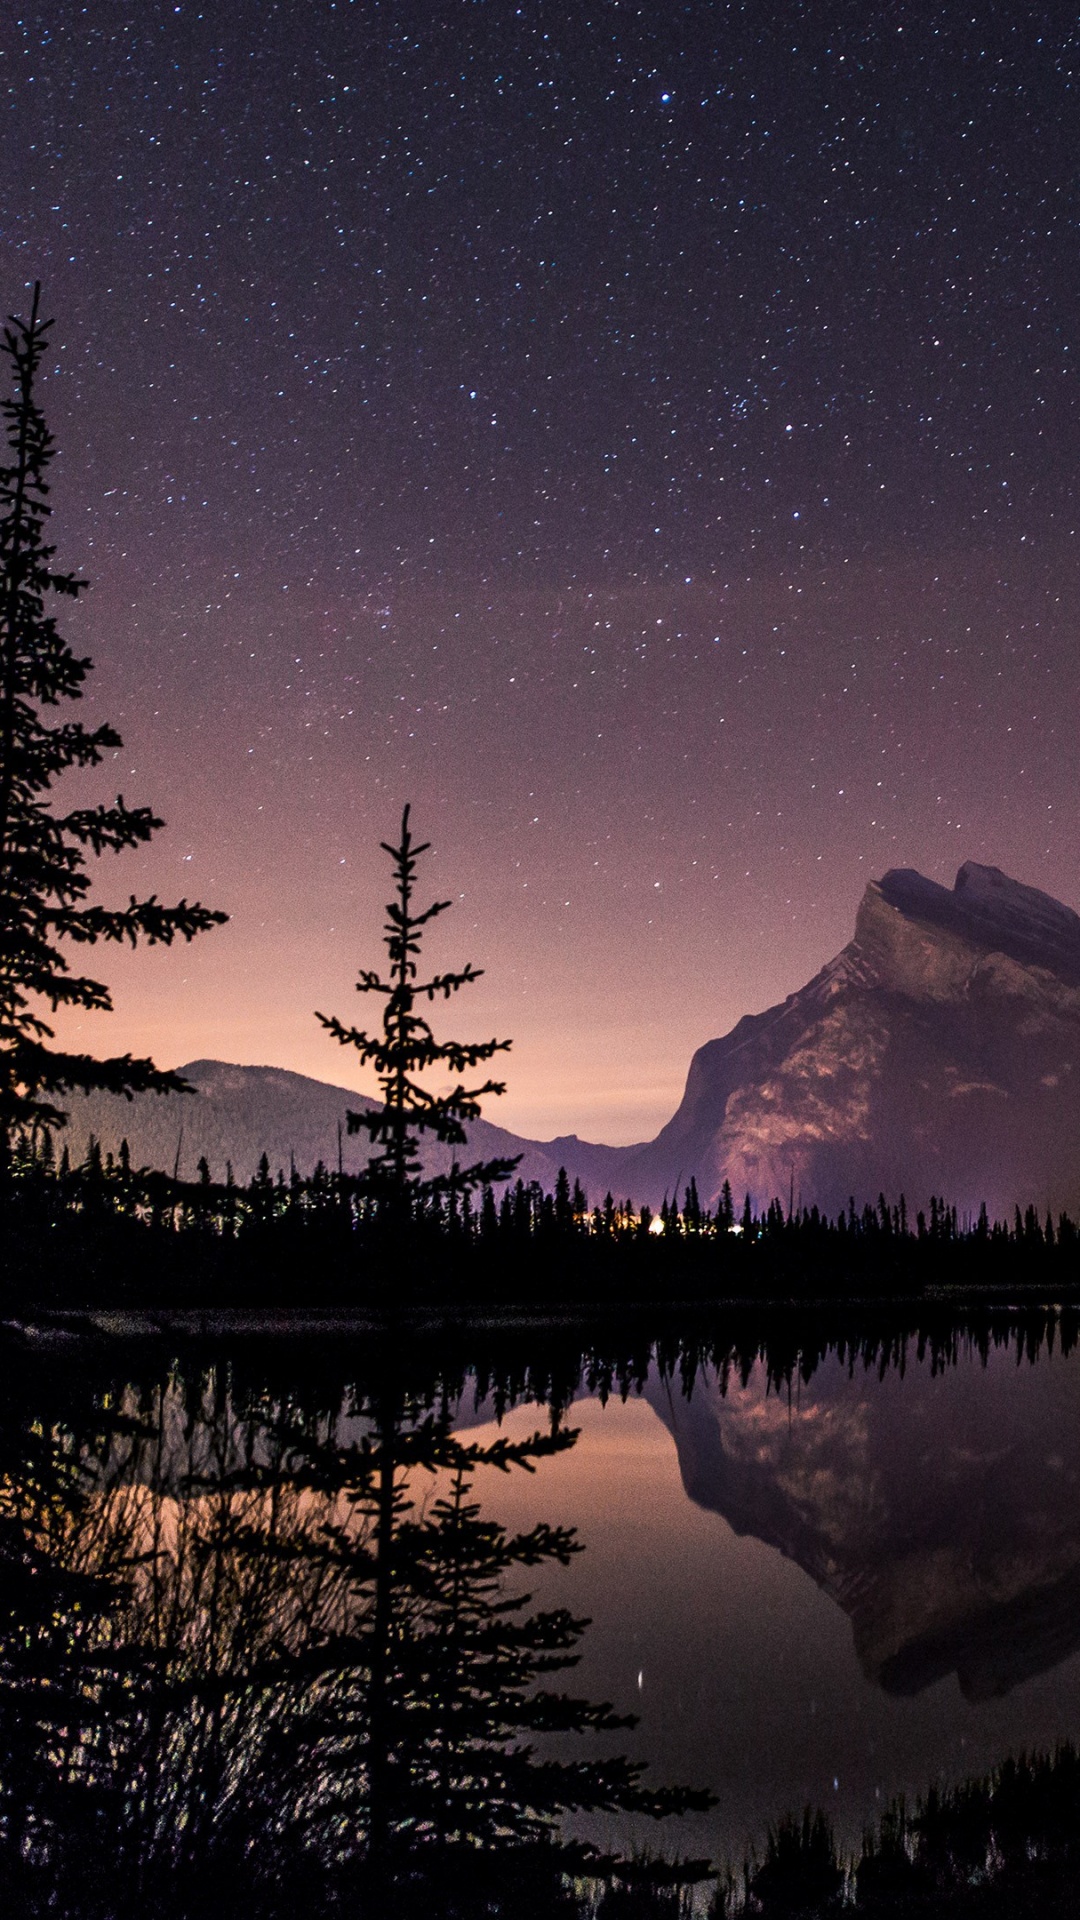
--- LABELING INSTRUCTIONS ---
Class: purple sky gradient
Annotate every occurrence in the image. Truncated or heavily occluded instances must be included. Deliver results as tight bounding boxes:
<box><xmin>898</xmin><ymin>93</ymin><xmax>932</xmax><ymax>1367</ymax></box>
<box><xmin>5</xmin><ymin>1</ymin><xmax>1079</xmax><ymax>1140</ymax></box>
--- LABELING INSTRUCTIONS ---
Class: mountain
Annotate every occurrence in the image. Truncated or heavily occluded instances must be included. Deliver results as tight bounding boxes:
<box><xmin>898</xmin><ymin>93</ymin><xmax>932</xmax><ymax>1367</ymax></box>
<box><xmin>60</xmin><ymin>1059</ymin><xmax>565</xmax><ymax>1192</ymax></box>
<box><xmin>541</xmin><ymin>859</ymin><xmax>1080</xmax><ymax>1218</ymax></box>
<box><xmin>644</xmin><ymin>1348</ymin><xmax>1080</xmax><ymax>1701</ymax></box>
<box><xmin>58</xmin><ymin>860</ymin><xmax>1080</xmax><ymax>1216</ymax></box>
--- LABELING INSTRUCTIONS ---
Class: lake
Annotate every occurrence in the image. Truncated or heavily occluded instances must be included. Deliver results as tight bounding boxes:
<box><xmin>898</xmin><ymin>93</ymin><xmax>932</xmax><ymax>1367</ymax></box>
<box><xmin>454</xmin><ymin>1321</ymin><xmax>1080</xmax><ymax>1869</ymax></box>
<box><xmin>5</xmin><ymin>1307</ymin><xmax>1080</xmax><ymax>1909</ymax></box>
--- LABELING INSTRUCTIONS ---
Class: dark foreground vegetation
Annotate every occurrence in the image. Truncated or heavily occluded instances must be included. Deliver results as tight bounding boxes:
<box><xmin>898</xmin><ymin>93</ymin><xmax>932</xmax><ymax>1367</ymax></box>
<box><xmin>2</xmin><ymin>1314</ymin><xmax>1080</xmax><ymax>1917</ymax></box>
<box><xmin>4</xmin><ymin>1129</ymin><xmax>1080</xmax><ymax>1308</ymax></box>
<box><xmin>708</xmin><ymin>1746</ymin><xmax>1080</xmax><ymax>1918</ymax></box>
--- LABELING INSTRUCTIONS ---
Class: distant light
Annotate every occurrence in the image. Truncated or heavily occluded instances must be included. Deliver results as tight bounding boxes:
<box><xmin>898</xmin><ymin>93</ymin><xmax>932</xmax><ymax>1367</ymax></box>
<box><xmin>661</xmin><ymin>91</ymin><xmax>671</xmax><ymax>102</ymax></box>
<box><xmin>649</xmin><ymin>1215</ymin><xmax>665</xmax><ymax>1235</ymax></box>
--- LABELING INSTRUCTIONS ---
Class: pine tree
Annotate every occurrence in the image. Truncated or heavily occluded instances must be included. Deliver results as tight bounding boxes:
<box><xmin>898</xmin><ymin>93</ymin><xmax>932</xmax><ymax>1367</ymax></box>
<box><xmin>302</xmin><ymin>1385</ymin><xmax>714</xmax><ymax>1907</ymax></box>
<box><xmin>553</xmin><ymin>1165</ymin><xmax>573</xmax><ymax>1232</ymax></box>
<box><xmin>0</xmin><ymin>288</ymin><xmax>226</xmax><ymax>1174</ymax></box>
<box><xmin>316</xmin><ymin>804</ymin><xmax>519</xmax><ymax>1219</ymax></box>
<box><xmin>683</xmin><ymin>1176</ymin><xmax>702</xmax><ymax>1233</ymax></box>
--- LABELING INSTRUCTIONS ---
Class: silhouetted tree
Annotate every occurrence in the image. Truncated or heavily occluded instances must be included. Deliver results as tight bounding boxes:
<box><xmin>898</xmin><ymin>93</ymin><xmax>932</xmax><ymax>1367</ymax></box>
<box><xmin>0</xmin><ymin>287</ymin><xmax>226</xmax><ymax>1178</ymax></box>
<box><xmin>290</xmin><ymin>1377</ymin><xmax>714</xmax><ymax>1912</ymax></box>
<box><xmin>316</xmin><ymin>804</ymin><xmax>519</xmax><ymax>1221</ymax></box>
<box><xmin>0</xmin><ymin>1350</ymin><xmax>716</xmax><ymax>1917</ymax></box>
<box><xmin>554</xmin><ymin>1166</ymin><xmax>574</xmax><ymax>1232</ymax></box>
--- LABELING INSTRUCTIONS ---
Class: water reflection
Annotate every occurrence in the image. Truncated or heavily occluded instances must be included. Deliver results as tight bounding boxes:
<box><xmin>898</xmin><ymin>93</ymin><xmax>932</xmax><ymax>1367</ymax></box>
<box><xmin>0</xmin><ymin>1343</ymin><xmax>710</xmax><ymax>1917</ymax></box>
<box><xmin>6</xmin><ymin>1310</ymin><xmax>1080</xmax><ymax>1912</ymax></box>
<box><xmin>441</xmin><ymin>1311</ymin><xmax>1080</xmax><ymax>1862</ymax></box>
<box><xmin>646</xmin><ymin>1328</ymin><xmax>1080</xmax><ymax>1700</ymax></box>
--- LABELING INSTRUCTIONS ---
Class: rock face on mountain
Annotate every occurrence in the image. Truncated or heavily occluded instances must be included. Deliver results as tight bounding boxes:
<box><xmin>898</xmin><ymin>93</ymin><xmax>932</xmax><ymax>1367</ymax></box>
<box><xmin>644</xmin><ymin>1347</ymin><xmax>1080</xmax><ymax>1701</ymax></box>
<box><xmin>57</xmin><ymin>860</ymin><xmax>1080</xmax><ymax>1217</ymax></box>
<box><xmin>547</xmin><ymin>860</ymin><xmax>1080</xmax><ymax>1218</ymax></box>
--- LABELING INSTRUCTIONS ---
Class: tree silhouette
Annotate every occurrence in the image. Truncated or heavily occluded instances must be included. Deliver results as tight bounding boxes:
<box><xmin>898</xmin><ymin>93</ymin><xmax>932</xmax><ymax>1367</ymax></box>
<box><xmin>305</xmin><ymin>1387</ymin><xmax>714</xmax><ymax>1912</ymax></box>
<box><xmin>0</xmin><ymin>1349</ymin><xmax>715</xmax><ymax>1917</ymax></box>
<box><xmin>0</xmin><ymin>287</ymin><xmax>226</xmax><ymax>1176</ymax></box>
<box><xmin>316</xmin><ymin>804</ymin><xmax>519</xmax><ymax>1217</ymax></box>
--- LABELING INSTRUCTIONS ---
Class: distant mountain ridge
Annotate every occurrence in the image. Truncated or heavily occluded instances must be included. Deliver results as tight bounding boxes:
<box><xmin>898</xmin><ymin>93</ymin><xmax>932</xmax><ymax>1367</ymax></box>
<box><xmin>61</xmin><ymin>1060</ymin><xmax>565</xmax><ymax>1194</ymax></box>
<box><xmin>60</xmin><ymin>860</ymin><xmax>1080</xmax><ymax>1217</ymax></box>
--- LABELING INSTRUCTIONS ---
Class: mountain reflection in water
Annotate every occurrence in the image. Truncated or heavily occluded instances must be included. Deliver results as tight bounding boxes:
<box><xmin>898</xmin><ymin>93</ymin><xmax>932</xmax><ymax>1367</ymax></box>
<box><xmin>445</xmin><ymin>1313</ymin><xmax>1080</xmax><ymax>1863</ymax></box>
<box><xmin>643</xmin><ymin>1337</ymin><xmax>1080</xmax><ymax>1701</ymax></box>
<box><xmin>5</xmin><ymin>1311</ymin><xmax>1080</xmax><ymax>1912</ymax></box>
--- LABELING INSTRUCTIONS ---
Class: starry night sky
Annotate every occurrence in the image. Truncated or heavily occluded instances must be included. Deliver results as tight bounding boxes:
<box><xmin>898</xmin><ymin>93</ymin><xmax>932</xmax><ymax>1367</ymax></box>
<box><xmin>4</xmin><ymin>0</ymin><xmax>1080</xmax><ymax>1141</ymax></box>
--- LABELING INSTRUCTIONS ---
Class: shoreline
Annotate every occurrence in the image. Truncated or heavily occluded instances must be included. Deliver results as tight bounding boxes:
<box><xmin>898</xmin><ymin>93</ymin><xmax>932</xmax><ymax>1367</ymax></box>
<box><xmin>7</xmin><ymin>1286</ymin><xmax>1080</xmax><ymax>1343</ymax></box>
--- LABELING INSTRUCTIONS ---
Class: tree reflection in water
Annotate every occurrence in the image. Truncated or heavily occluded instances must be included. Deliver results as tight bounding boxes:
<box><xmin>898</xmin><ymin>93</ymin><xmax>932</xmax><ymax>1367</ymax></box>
<box><xmin>0</xmin><ymin>1349</ymin><xmax>712</xmax><ymax>1918</ymax></box>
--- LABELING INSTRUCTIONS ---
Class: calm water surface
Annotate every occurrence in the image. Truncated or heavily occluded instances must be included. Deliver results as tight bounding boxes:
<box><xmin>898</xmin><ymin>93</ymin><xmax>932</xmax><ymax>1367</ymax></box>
<box><xmin>457</xmin><ymin>1333</ymin><xmax>1080</xmax><ymax>1863</ymax></box>
<box><xmin>8</xmin><ymin>1311</ymin><xmax>1080</xmax><ymax>1897</ymax></box>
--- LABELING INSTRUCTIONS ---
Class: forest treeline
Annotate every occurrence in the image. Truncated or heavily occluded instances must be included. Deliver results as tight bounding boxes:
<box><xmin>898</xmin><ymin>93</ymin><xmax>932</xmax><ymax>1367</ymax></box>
<box><xmin>4</xmin><ymin>1122</ymin><xmax>1080</xmax><ymax>1307</ymax></box>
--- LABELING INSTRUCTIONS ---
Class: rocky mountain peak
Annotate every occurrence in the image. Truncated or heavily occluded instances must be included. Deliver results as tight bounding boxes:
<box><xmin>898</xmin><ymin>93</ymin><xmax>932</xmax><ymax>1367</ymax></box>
<box><xmin>859</xmin><ymin>861</ymin><xmax>1080</xmax><ymax>991</ymax></box>
<box><xmin>624</xmin><ymin>858</ymin><xmax>1080</xmax><ymax>1216</ymax></box>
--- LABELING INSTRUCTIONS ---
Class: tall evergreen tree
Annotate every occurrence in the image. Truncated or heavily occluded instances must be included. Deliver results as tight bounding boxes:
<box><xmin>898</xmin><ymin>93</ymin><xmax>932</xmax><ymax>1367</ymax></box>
<box><xmin>309</xmin><ymin>1394</ymin><xmax>714</xmax><ymax>1910</ymax></box>
<box><xmin>0</xmin><ymin>288</ymin><xmax>226</xmax><ymax>1173</ymax></box>
<box><xmin>316</xmin><ymin>804</ymin><xmax>519</xmax><ymax>1215</ymax></box>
